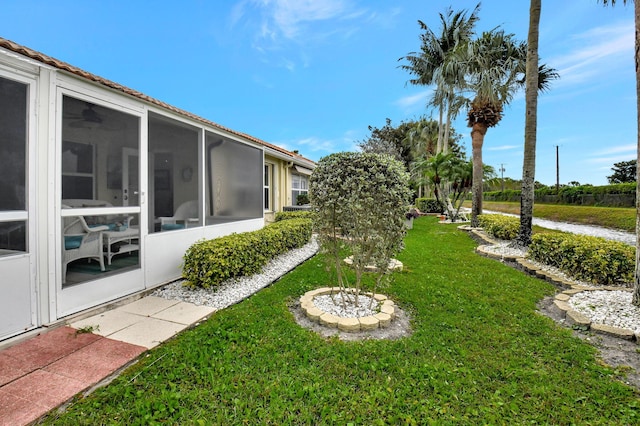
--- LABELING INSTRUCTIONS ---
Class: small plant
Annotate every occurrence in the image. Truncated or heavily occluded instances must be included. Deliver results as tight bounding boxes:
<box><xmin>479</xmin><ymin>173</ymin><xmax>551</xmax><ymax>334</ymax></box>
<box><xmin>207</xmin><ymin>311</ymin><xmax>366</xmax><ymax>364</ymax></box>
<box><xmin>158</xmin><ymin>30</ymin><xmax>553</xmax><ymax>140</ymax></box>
<box><xmin>75</xmin><ymin>325</ymin><xmax>99</xmax><ymax>334</ymax></box>
<box><xmin>296</xmin><ymin>193</ymin><xmax>310</xmax><ymax>205</ymax></box>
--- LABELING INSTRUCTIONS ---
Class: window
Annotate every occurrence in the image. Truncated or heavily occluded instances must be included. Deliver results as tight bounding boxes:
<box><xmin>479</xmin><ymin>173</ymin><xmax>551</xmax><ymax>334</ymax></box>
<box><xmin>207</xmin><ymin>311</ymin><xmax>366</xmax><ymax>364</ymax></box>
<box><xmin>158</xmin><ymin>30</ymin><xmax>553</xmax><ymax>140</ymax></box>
<box><xmin>62</xmin><ymin>141</ymin><xmax>94</xmax><ymax>199</ymax></box>
<box><xmin>148</xmin><ymin>113</ymin><xmax>200</xmax><ymax>233</ymax></box>
<box><xmin>264</xmin><ymin>164</ymin><xmax>273</xmax><ymax>211</ymax></box>
<box><xmin>206</xmin><ymin>133</ymin><xmax>262</xmax><ymax>223</ymax></box>
<box><xmin>292</xmin><ymin>173</ymin><xmax>309</xmax><ymax>205</ymax></box>
<box><xmin>0</xmin><ymin>76</ymin><xmax>28</xmax><ymax>255</ymax></box>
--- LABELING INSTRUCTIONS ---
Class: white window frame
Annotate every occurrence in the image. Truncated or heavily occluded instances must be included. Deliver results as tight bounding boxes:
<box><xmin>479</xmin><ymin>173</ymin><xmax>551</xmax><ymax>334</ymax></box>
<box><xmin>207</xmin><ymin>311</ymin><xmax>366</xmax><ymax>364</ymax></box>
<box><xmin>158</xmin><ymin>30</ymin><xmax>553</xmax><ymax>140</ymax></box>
<box><xmin>264</xmin><ymin>163</ymin><xmax>273</xmax><ymax>211</ymax></box>
<box><xmin>291</xmin><ymin>173</ymin><xmax>309</xmax><ymax>205</ymax></box>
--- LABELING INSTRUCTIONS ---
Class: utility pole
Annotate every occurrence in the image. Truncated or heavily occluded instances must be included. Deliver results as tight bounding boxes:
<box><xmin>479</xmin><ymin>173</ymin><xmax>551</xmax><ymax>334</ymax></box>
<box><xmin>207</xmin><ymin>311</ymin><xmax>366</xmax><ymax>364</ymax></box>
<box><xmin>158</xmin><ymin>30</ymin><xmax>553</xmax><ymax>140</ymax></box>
<box><xmin>556</xmin><ymin>145</ymin><xmax>560</xmax><ymax>195</ymax></box>
<box><xmin>500</xmin><ymin>164</ymin><xmax>505</xmax><ymax>192</ymax></box>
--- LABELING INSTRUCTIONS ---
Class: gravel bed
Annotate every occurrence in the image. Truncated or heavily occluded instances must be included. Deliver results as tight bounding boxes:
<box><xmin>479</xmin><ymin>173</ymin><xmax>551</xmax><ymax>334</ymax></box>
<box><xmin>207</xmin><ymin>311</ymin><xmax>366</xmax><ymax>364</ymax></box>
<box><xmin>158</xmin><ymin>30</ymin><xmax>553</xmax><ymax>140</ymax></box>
<box><xmin>569</xmin><ymin>290</ymin><xmax>640</xmax><ymax>334</ymax></box>
<box><xmin>313</xmin><ymin>293</ymin><xmax>379</xmax><ymax>318</ymax></box>
<box><xmin>152</xmin><ymin>237</ymin><xmax>319</xmax><ymax>310</ymax></box>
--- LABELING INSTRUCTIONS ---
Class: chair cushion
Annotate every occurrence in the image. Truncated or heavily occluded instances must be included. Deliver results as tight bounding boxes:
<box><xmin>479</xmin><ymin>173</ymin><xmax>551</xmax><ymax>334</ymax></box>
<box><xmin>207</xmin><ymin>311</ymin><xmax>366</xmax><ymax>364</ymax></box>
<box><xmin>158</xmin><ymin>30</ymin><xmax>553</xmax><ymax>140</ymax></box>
<box><xmin>161</xmin><ymin>223</ymin><xmax>185</xmax><ymax>231</ymax></box>
<box><xmin>64</xmin><ymin>236</ymin><xmax>83</xmax><ymax>250</ymax></box>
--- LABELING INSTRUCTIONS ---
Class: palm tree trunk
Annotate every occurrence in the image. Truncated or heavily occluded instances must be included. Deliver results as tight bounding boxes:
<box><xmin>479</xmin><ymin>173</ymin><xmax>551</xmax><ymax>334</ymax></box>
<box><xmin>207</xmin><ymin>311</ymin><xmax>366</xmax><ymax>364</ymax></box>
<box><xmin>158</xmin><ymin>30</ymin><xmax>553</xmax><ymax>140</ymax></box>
<box><xmin>470</xmin><ymin>123</ymin><xmax>487</xmax><ymax>227</ymax></box>
<box><xmin>436</xmin><ymin>105</ymin><xmax>444</xmax><ymax>153</ymax></box>
<box><xmin>517</xmin><ymin>0</ymin><xmax>541</xmax><ymax>248</ymax></box>
<box><xmin>632</xmin><ymin>0</ymin><xmax>640</xmax><ymax>305</ymax></box>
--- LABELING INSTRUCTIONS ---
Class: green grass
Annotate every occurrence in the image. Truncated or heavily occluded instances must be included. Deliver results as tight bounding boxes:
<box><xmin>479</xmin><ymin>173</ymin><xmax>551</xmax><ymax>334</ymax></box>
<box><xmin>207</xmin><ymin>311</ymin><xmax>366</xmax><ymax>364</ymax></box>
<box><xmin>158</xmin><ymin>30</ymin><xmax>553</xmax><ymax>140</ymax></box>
<box><xmin>470</xmin><ymin>201</ymin><xmax>636</xmax><ymax>232</ymax></box>
<box><xmin>42</xmin><ymin>218</ymin><xmax>640</xmax><ymax>425</ymax></box>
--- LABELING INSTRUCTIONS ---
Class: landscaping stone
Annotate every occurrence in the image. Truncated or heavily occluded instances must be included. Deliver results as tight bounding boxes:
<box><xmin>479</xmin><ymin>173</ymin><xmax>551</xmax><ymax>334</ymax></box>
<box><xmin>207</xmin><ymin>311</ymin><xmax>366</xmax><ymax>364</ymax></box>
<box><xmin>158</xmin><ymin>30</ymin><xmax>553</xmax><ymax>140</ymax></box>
<box><xmin>359</xmin><ymin>316</ymin><xmax>379</xmax><ymax>331</ymax></box>
<box><xmin>590</xmin><ymin>323</ymin><xmax>635</xmax><ymax>340</ymax></box>
<box><xmin>319</xmin><ymin>313</ymin><xmax>339</xmax><ymax>328</ymax></box>
<box><xmin>338</xmin><ymin>317</ymin><xmax>360</xmax><ymax>332</ymax></box>
<box><xmin>554</xmin><ymin>293</ymin><xmax>571</xmax><ymax>302</ymax></box>
<box><xmin>565</xmin><ymin>309</ymin><xmax>591</xmax><ymax>328</ymax></box>
<box><xmin>374</xmin><ymin>312</ymin><xmax>392</xmax><ymax>328</ymax></box>
<box><xmin>305</xmin><ymin>306</ymin><xmax>324</xmax><ymax>322</ymax></box>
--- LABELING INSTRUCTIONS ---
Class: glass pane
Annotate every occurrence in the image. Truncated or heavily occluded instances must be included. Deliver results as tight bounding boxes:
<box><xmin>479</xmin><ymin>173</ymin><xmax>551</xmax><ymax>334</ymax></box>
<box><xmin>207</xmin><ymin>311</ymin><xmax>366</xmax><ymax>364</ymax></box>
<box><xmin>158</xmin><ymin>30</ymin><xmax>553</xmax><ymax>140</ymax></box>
<box><xmin>0</xmin><ymin>221</ymin><xmax>26</xmax><ymax>255</ymax></box>
<box><xmin>206</xmin><ymin>134</ymin><xmax>263</xmax><ymax>223</ymax></box>
<box><xmin>0</xmin><ymin>77</ymin><xmax>27</xmax><ymax>212</ymax></box>
<box><xmin>148</xmin><ymin>113</ymin><xmax>200</xmax><ymax>233</ymax></box>
<box><xmin>62</xmin><ymin>213</ymin><xmax>140</xmax><ymax>287</ymax></box>
<box><xmin>62</xmin><ymin>95</ymin><xmax>139</xmax><ymax>207</ymax></box>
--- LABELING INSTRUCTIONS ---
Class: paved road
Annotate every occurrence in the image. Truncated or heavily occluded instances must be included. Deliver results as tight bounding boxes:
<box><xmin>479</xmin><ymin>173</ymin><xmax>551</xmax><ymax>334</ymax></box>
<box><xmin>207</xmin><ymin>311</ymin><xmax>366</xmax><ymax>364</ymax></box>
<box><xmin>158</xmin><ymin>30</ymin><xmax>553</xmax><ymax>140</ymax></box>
<box><xmin>484</xmin><ymin>210</ymin><xmax>636</xmax><ymax>246</ymax></box>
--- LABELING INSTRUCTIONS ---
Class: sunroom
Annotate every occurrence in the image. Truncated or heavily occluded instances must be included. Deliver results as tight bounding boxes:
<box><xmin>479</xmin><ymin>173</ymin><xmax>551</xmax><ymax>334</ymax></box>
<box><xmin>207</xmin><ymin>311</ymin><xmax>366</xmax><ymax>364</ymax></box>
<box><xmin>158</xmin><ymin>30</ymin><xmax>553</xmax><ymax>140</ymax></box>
<box><xmin>0</xmin><ymin>37</ymin><xmax>310</xmax><ymax>342</ymax></box>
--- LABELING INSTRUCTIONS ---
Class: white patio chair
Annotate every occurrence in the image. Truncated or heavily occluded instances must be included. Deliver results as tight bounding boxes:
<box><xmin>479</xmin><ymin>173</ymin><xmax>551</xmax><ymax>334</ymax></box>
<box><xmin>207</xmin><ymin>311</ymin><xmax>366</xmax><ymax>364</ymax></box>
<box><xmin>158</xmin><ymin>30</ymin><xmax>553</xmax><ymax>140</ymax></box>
<box><xmin>62</xmin><ymin>215</ymin><xmax>109</xmax><ymax>283</ymax></box>
<box><xmin>159</xmin><ymin>200</ymin><xmax>199</xmax><ymax>231</ymax></box>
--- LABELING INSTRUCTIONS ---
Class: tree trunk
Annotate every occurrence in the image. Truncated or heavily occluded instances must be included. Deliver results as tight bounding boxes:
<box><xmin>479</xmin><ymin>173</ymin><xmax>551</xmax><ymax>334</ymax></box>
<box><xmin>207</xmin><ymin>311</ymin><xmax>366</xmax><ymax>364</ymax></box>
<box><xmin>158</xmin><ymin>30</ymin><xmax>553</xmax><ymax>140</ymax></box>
<box><xmin>632</xmin><ymin>0</ymin><xmax>640</xmax><ymax>305</ymax></box>
<box><xmin>443</xmin><ymin>107</ymin><xmax>451</xmax><ymax>155</ymax></box>
<box><xmin>517</xmin><ymin>0</ymin><xmax>541</xmax><ymax>248</ymax></box>
<box><xmin>436</xmin><ymin>105</ymin><xmax>444</xmax><ymax>154</ymax></box>
<box><xmin>470</xmin><ymin>123</ymin><xmax>487</xmax><ymax>227</ymax></box>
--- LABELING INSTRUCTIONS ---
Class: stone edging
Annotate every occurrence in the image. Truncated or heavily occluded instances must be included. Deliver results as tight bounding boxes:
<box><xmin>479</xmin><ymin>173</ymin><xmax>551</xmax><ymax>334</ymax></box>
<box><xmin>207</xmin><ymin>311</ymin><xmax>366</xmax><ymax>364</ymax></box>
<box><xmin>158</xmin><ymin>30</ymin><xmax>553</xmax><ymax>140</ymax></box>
<box><xmin>299</xmin><ymin>287</ymin><xmax>395</xmax><ymax>332</ymax></box>
<box><xmin>343</xmin><ymin>256</ymin><xmax>403</xmax><ymax>272</ymax></box>
<box><xmin>458</xmin><ymin>225</ymin><xmax>639</xmax><ymax>343</ymax></box>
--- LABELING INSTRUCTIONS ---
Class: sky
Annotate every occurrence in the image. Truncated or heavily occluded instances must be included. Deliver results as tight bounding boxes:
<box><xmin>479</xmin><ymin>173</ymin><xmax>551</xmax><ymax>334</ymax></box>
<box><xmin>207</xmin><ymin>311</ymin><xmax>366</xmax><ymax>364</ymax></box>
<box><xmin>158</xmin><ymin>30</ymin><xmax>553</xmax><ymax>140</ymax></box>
<box><xmin>1</xmin><ymin>0</ymin><xmax>636</xmax><ymax>186</ymax></box>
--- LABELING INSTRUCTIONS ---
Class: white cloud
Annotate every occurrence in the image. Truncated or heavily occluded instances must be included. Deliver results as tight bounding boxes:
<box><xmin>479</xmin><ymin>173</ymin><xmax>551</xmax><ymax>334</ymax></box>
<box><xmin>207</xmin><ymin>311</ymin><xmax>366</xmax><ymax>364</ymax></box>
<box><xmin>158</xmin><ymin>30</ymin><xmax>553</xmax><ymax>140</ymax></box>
<box><xmin>395</xmin><ymin>90</ymin><xmax>430</xmax><ymax>109</ymax></box>
<box><xmin>550</xmin><ymin>21</ymin><xmax>634</xmax><ymax>87</ymax></box>
<box><xmin>593</xmin><ymin>143</ymin><xmax>636</xmax><ymax>156</ymax></box>
<box><xmin>487</xmin><ymin>145</ymin><xmax>519</xmax><ymax>151</ymax></box>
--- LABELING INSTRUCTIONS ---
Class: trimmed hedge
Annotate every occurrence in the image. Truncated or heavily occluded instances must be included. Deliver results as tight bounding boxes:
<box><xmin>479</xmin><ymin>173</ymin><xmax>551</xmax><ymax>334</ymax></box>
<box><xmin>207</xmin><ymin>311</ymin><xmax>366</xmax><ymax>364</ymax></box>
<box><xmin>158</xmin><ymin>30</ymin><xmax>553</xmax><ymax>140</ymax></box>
<box><xmin>484</xmin><ymin>183</ymin><xmax>636</xmax><ymax>207</ymax></box>
<box><xmin>477</xmin><ymin>214</ymin><xmax>520</xmax><ymax>240</ymax></box>
<box><xmin>528</xmin><ymin>233</ymin><xmax>634</xmax><ymax>285</ymax></box>
<box><xmin>415</xmin><ymin>197</ymin><xmax>443</xmax><ymax>213</ymax></box>
<box><xmin>182</xmin><ymin>218</ymin><xmax>313</xmax><ymax>288</ymax></box>
<box><xmin>274</xmin><ymin>210</ymin><xmax>313</xmax><ymax>222</ymax></box>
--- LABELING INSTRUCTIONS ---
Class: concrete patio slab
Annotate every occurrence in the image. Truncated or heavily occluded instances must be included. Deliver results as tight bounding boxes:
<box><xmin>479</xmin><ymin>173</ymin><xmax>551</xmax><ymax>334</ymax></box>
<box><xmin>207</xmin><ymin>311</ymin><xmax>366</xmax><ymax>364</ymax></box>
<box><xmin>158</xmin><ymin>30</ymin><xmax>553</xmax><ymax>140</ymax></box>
<box><xmin>151</xmin><ymin>301</ymin><xmax>215</xmax><ymax>325</ymax></box>
<box><xmin>115</xmin><ymin>295</ymin><xmax>181</xmax><ymax>317</ymax></box>
<box><xmin>70</xmin><ymin>309</ymin><xmax>145</xmax><ymax>337</ymax></box>
<box><xmin>106</xmin><ymin>316</ymin><xmax>187</xmax><ymax>348</ymax></box>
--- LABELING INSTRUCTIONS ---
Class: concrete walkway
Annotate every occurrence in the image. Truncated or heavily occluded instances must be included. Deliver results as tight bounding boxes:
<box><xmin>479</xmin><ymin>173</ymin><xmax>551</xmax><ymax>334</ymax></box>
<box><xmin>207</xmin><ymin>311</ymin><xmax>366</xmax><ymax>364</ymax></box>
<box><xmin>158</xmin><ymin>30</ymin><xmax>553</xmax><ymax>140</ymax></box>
<box><xmin>0</xmin><ymin>296</ymin><xmax>215</xmax><ymax>426</ymax></box>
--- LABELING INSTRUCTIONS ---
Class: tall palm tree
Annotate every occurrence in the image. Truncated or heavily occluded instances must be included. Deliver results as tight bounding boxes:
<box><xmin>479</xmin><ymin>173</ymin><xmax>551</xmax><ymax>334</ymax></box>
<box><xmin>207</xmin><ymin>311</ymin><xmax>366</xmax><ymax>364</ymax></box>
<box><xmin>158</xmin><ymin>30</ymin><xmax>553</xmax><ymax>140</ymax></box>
<box><xmin>516</xmin><ymin>0</ymin><xmax>542</xmax><ymax>248</ymax></box>
<box><xmin>461</xmin><ymin>30</ymin><xmax>527</xmax><ymax>226</ymax></box>
<box><xmin>400</xmin><ymin>5</ymin><xmax>480</xmax><ymax>154</ymax></box>
<box><xmin>458</xmin><ymin>29</ymin><xmax>557</xmax><ymax>227</ymax></box>
<box><xmin>599</xmin><ymin>0</ymin><xmax>640</xmax><ymax>306</ymax></box>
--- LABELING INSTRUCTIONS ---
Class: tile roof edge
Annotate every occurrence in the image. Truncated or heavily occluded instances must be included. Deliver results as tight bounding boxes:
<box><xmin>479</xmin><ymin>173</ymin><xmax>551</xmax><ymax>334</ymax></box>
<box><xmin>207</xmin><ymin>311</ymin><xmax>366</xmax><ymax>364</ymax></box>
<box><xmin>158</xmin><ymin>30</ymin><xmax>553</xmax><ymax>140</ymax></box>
<box><xmin>0</xmin><ymin>36</ymin><xmax>315</xmax><ymax>165</ymax></box>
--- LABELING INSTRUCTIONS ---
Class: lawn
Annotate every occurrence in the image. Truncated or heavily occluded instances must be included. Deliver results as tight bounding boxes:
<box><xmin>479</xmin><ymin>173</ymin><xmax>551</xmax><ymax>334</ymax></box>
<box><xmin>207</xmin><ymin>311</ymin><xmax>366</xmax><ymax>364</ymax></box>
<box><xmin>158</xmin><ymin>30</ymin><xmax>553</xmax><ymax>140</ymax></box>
<box><xmin>473</xmin><ymin>201</ymin><xmax>636</xmax><ymax>232</ymax></box>
<box><xmin>42</xmin><ymin>217</ymin><xmax>640</xmax><ymax>424</ymax></box>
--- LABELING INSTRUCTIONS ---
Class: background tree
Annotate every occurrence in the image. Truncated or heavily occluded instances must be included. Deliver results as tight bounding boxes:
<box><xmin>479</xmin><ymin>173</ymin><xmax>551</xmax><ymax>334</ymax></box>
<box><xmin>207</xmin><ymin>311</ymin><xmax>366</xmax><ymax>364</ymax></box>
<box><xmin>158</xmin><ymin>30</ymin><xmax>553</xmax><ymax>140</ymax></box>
<box><xmin>599</xmin><ymin>0</ymin><xmax>640</xmax><ymax>306</ymax></box>
<box><xmin>400</xmin><ymin>5</ymin><xmax>480</xmax><ymax>154</ymax></box>
<box><xmin>607</xmin><ymin>159</ymin><xmax>637</xmax><ymax>183</ymax></box>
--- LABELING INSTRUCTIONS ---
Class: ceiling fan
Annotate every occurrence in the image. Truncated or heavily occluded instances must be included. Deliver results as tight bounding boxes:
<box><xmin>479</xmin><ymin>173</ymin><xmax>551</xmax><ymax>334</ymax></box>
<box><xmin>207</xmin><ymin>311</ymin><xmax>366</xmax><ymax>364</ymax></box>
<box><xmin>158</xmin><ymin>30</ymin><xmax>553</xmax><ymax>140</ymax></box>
<box><xmin>65</xmin><ymin>101</ymin><xmax>124</xmax><ymax>130</ymax></box>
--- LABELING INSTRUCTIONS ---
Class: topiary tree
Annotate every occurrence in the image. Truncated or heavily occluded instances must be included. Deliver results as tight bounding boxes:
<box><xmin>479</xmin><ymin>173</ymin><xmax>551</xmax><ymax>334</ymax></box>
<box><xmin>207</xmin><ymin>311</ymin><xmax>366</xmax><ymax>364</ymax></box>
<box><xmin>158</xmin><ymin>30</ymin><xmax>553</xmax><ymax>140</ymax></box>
<box><xmin>309</xmin><ymin>152</ymin><xmax>412</xmax><ymax>307</ymax></box>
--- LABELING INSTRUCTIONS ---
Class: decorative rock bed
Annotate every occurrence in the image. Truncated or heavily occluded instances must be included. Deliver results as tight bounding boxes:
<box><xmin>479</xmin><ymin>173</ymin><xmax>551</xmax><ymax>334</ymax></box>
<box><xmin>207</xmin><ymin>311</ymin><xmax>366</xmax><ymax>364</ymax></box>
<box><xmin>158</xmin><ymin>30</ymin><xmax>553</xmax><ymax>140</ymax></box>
<box><xmin>343</xmin><ymin>256</ymin><xmax>403</xmax><ymax>272</ymax></box>
<box><xmin>299</xmin><ymin>287</ymin><xmax>396</xmax><ymax>332</ymax></box>
<box><xmin>458</xmin><ymin>225</ymin><xmax>640</xmax><ymax>343</ymax></box>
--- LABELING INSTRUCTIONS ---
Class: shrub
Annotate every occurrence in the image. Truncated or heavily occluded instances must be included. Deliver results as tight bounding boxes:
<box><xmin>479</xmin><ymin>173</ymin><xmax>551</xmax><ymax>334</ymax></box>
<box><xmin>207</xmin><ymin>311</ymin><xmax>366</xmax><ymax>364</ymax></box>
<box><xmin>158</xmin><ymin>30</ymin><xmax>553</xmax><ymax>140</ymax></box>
<box><xmin>528</xmin><ymin>233</ymin><xmax>634</xmax><ymax>285</ymax></box>
<box><xmin>477</xmin><ymin>214</ymin><xmax>519</xmax><ymax>240</ymax></box>
<box><xmin>415</xmin><ymin>197</ymin><xmax>443</xmax><ymax>213</ymax></box>
<box><xmin>182</xmin><ymin>218</ymin><xmax>313</xmax><ymax>288</ymax></box>
<box><xmin>310</xmin><ymin>152</ymin><xmax>411</xmax><ymax>301</ymax></box>
<box><xmin>274</xmin><ymin>210</ymin><xmax>313</xmax><ymax>222</ymax></box>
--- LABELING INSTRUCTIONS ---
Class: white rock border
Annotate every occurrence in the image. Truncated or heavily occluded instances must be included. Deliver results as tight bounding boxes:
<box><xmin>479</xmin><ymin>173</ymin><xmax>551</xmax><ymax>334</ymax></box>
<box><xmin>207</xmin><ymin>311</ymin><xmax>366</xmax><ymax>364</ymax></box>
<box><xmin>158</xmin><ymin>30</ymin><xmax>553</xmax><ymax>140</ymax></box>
<box><xmin>343</xmin><ymin>256</ymin><xmax>403</xmax><ymax>272</ymax></box>
<box><xmin>300</xmin><ymin>287</ymin><xmax>396</xmax><ymax>332</ymax></box>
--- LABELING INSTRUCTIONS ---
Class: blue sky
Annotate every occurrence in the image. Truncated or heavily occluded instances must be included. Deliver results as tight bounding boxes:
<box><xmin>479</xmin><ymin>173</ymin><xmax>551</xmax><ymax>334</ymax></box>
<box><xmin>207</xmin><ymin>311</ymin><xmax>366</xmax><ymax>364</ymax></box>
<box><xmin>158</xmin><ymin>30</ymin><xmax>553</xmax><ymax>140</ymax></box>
<box><xmin>2</xmin><ymin>0</ymin><xmax>635</xmax><ymax>186</ymax></box>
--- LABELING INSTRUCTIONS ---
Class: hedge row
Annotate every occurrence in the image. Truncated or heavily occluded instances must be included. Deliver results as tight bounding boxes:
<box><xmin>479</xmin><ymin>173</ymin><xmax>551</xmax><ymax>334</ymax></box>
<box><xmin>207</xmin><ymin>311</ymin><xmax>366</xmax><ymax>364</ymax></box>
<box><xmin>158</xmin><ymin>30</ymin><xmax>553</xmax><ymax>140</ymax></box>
<box><xmin>274</xmin><ymin>211</ymin><xmax>314</xmax><ymax>222</ymax></box>
<box><xmin>415</xmin><ymin>198</ymin><xmax>443</xmax><ymax>213</ymax></box>
<box><xmin>528</xmin><ymin>233</ymin><xmax>634</xmax><ymax>285</ymax></box>
<box><xmin>477</xmin><ymin>214</ymin><xmax>520</xmax><ymax>240</ymax></box>
<box><xmin>484</xmin><ymin>183</ymin><xmax>636</xmax><ymax>206</ymax></box>
<box><xmin>182</xmin><ymin>218</ymin><xmax>313</xmax><ymax>288</ymax></box>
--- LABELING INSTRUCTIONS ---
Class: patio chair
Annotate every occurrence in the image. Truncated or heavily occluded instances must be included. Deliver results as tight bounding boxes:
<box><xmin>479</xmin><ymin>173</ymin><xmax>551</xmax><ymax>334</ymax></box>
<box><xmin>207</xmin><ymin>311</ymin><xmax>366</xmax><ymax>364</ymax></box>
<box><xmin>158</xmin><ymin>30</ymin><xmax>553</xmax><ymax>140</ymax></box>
<box><xmin>159</xmin><ymin>200</ymin><xmax>199</xmax><ymax>231</ymax></box>
<box><xmin>62</xmin><ymin>214</ymin><xmax>109</xmax><ymax>283</ymax></box>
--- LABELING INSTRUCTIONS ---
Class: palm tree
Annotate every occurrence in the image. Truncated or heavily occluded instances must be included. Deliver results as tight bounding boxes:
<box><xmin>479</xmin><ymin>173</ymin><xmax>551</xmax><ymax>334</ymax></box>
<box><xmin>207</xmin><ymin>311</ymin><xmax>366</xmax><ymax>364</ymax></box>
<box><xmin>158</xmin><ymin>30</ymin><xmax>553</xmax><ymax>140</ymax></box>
<box><xmin>400</xmin><ymin>5</ymin><xmax>480</xmax><ymax>154</ymax></box>
<box><xmin>516</xmin><ymin>0</ymin><xmax>542</xmax><ymax>248</ymax></box>
<box><xmin>457</xmin><ymin>29</ymin><xmax>557</xmax><ymax>227</ymax></box>
<box><xmin>599</xmin><ymin>0</ymin><xmax>640</xmax><ymax>306</ymax></box>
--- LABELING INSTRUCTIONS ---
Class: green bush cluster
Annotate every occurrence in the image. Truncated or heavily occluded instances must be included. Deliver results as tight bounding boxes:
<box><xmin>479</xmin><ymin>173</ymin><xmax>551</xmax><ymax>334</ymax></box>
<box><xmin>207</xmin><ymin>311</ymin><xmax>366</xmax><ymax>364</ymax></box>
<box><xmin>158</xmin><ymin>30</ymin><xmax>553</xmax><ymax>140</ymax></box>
<box><xmin>182</xmin><ymin>218</ymin><xmax>313</xmax><ymax>288</ymax></box>
<box><xmin>484</xmin><ymin>183</ymin><xmax>636</xmax><ymax>206</ymax></box>
<box><xmin>477</xmin><ymin>214</ymin><xmax>519</xmax><ymax>240</ymax></box>
<box><xmin>415</xmin><ymin>197</ymin><xmax>443</xmax><ymax>213</ymax></box>
<box><xmin>528</xmin><ymin>233</ymin><xmax>634</xmax><ymax>285</ymax></box>
<box><xmin>274</xmin><ymin>210</ymin><xmax>313</xmax><ymax>222</ymax></box>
